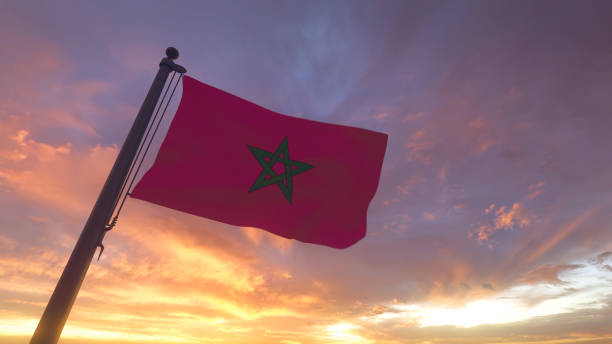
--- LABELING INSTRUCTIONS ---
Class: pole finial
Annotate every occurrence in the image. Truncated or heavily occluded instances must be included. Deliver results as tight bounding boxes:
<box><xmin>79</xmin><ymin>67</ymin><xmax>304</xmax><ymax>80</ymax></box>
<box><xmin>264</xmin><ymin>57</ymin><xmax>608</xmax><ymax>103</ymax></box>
<box><xmin>166</xmin><ymin>47</ymin><xmax>179</xmax><ymax>60</ymax></box>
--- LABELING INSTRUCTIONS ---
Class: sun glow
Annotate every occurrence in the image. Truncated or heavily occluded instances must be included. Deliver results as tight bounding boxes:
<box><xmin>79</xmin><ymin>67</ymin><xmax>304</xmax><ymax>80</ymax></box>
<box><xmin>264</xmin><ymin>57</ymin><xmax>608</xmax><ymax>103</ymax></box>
<box><xmin>0</xmin><ymin>317</ymin><xmax>195</xmax><ymax>342</ymax></box>
<box><xmin>0</xmin><ymin>318</ymin><xmax>38</xmax><ymax>336</ymax></box>
<box><xmin>326</xmin><ymin>323</ymin><xmax>372</xmax><ymax>344</ymax></box>
<box><xmin>61</xmin><ymin>325</ymin><xmax>196</xmax><ymax>343</ymax></box>
<box><xmin>364</xmin><ymin>263</ymin><xmax>612</xmax><ymax>329</ymax></box>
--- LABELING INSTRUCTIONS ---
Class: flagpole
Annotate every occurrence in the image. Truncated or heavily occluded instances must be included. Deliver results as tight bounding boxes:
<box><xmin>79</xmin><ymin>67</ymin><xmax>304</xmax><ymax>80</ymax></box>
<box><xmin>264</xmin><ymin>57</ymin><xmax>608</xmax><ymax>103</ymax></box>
<box><xmin>30</xmin><ymin>47</ymin><xmax>186</xmax><ymax>344</ymax></box>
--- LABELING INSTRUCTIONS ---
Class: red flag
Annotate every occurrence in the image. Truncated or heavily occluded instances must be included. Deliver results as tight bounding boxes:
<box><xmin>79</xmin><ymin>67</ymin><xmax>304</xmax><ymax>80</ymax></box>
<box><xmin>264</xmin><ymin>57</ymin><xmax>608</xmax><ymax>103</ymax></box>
<box><xmin>131</xmin><ymin>76</ymin><xmax>387</xmax><ymax>248</ymax></box>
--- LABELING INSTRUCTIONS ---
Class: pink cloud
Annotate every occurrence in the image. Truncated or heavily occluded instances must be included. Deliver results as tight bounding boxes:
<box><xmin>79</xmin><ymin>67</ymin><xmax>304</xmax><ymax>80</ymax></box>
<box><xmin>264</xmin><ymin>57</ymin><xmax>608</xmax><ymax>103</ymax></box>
<box><xmin>423</xmin><ymin>212</ymin><xmax>436</xmax><ymax>220</ymax></box>
<box><xmin>404</xmin><ymin>129</ymin><xmax>434</xmax><ymax>164</ymax></box>
<box><xmin>402</xmin><ymin>112</ymin><xmax>425</xmax><ymax>122</ymax></box>
<box><xmin>395</xmin><ymin>175</ymin><xmax>426</xmax><ymax>196</ymax></box>
<box><xmin>526</xmin><ymin>181</ymin><xmax>545</xmax><ymax>200</ymax></box>
<box><xmin>374</xmin><ymin>112</ymin><xmax>388</xmax><ymax>120</ymax></box>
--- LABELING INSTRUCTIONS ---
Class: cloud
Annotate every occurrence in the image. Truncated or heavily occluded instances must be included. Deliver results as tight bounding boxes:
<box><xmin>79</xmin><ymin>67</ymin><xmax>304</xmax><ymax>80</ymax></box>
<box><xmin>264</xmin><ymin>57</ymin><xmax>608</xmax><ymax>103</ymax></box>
<box><xmin>364</xmin><ymin>304</ymin><xmax>393</xmax><ymax>317</ymax></box>
<box><xmin>526</xmin><ymin>181</ymin><xmax>545</xmax><ymax>200</ymax></box>
<box><xmin>493</xmin><ymin>203</ymin><xmax>531</xmax><ymax>230</ymax></box>
<box><xmin>3</xmin><ymin>130</ymin><xmax>71</xmax><ymax>162</ymax></box>
<box><xmin>470</xmin><ymin>202</ymin><xmax>532</xmax><ymax>244</ymax></box>
<box><xmin>520</xmin><ymin>264</ymin><xmax>584</xmax><ymax>285</ymax></box>
<box><xmin>423</xmin><ymin>212</ymin><xmax>436</xmax><ymax>221</ymax></box>
<box><xmin>0</xmin><ymin>129</ymin><xmax>117</xmax><ymax>215</ymax></box>
<box><xmin>0</xmin><ymin>13</ymin><xmax>103</xmax><ymax>139</ymax></box>
<box><xmin>395</xmin><ymin>175</ymin><xmax>426</xmax><ymax>196</ymax></box>
<box><xmin>481</xmin><ymin>283</ymin><xmax>494</xmax><ymax>290</ymax></box>
<box><xmin>402</xmin><ymin>112</ymin><xmax>425</xmax><ymax>122</ymax></box>
<box><xmin>374</xmin><ymin>112</ymin><xmax>389</xmax><ymax>120</ymax></box>
<box><xmin>589</xmin><ymin>252</ymin><xmax>612</xmax><ymax>272</ymax></box>
<box><xmin>404</xmin><ymin>129</ymin><xmax>435</xmax><ymax>164</ymax></box>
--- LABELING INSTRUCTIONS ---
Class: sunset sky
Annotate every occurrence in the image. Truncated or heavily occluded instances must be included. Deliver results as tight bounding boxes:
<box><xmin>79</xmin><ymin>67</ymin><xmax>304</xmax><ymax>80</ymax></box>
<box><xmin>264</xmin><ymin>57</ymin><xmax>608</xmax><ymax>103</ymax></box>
<box><xmin>2</xmin><ymin>1</ymin><xmax>612</xmax><ymax>343</ymax></box>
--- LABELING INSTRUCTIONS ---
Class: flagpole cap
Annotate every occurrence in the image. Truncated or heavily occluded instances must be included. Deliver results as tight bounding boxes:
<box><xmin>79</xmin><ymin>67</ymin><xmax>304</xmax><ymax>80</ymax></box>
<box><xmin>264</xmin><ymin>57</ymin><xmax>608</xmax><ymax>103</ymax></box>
<box><xmin>166</xmin><ymin>47</ymin><xmax>179</xmax><ymax>60</ymax></box>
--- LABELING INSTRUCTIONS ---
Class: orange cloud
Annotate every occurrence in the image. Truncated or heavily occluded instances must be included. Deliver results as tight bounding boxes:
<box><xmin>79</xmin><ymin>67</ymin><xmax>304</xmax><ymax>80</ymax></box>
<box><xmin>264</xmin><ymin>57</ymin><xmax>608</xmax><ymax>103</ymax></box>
<box><xmin>494</xmin><ymin>203</ymin><xmax>531</xmax><ymax>230</ymax></box>
<box><xmin>470</xmin><ymin>203</ymin><xmax>532</xmax><ymax>244</ymax></box>
<box><xmin>0</xmin><ymin>129</ymin><xmax>117</xmax><ymax>214</ymax></box>
<box><xmin>5</xmin><ymin>130</ymin><xmax>72</xmax><ymax>162</ymax></box>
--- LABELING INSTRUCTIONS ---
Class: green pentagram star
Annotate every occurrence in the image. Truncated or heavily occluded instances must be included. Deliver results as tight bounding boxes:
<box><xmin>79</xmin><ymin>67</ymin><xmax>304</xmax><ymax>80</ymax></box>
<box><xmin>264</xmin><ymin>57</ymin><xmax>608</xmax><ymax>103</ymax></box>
<box><xmin>247</xmin><ymin>137</ymin><xmax>314</xmax><ymax>204</ymax></box>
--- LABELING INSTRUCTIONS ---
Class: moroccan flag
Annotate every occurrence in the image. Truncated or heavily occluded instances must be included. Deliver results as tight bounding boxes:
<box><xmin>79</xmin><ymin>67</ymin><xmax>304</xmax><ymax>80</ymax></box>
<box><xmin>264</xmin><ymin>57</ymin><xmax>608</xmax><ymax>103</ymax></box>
<box><xmin>131</xmin><ymin>76</ymin><xmax>387</xmax><ymax>248</ymax></box>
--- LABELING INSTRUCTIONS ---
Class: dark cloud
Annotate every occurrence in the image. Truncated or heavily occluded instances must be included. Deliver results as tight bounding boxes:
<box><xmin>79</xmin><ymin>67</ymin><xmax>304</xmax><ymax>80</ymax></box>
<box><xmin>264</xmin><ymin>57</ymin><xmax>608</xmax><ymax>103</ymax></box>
<box><xmin>590</xmin><ymin>251</ymin><xmax>612</xmax><ymax>272</ymax></box>
<box><xmin>481</xmin><ymin>283</ymin><xmax>494</xmax><ymax>290</ymax></box>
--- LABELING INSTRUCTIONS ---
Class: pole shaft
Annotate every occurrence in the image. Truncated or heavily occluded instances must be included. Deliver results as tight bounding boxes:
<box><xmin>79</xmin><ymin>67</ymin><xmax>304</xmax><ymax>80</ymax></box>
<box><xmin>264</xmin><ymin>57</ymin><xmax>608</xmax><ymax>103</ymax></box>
<box><xmin>30</xmin><ymin>55</ymin><xmax>181</xmax><ymax>344</ymax></box>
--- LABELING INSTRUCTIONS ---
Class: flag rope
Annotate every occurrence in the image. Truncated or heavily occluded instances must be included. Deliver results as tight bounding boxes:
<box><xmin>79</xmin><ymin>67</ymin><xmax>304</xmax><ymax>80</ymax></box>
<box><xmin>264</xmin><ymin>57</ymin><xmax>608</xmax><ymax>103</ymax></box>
<box><xmin>117</xmin><ymin>73</ymin><xmax>184</xmax><ymax>214</ymax></box>
<box><xmin>110</xmin><ymin>71</ymin><xmax>178</xmax><ymax>215</ymax></box>
<box><xmin>96</xmin><ymin>71</ymin><xmax>183</xmax><ymax>260</ymax></box>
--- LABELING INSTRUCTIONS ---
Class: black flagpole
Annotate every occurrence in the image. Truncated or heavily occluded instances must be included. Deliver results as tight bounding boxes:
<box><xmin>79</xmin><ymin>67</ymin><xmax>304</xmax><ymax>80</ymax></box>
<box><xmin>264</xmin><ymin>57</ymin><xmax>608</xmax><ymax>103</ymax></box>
<box><xmin>30</xmin><ymin>47</ymin><xmax>186</xmax><ymax>344</ymax></box>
